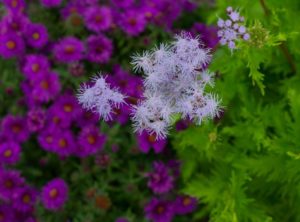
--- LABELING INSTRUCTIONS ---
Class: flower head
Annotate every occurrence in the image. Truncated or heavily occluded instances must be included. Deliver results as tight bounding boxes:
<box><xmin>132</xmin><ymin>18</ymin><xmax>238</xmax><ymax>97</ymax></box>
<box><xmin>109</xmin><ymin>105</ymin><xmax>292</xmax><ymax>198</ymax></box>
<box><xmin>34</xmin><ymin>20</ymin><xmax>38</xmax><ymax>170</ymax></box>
<box><xmin>0</xmin><ymin>32</ymin><xmax>24</xmax><ymax>58</ymax></box>
<box><xmin>26</xmin><ymin>108</ymin><xmax>46</xmax><ymax>132</ymax></box>
<box><xmin>12</xmin><ymin>186</ymin><xmax>37</xmax><ymax>212</ymax></box>
<box><xmin>1</xmin><ymin>115</ymin><xmax>29</xmax><ymax>143</ymax></box>
<box><xmin>0</xmin><ymin>204</ymin><xmax>14</xmax><ymax>222</ymax></box>
<box><xmin>145</xmin><ymin>198</ymin><xmax>174</xmax><ymax>222</ymax></box>
<box><xmin>119</xmin><ymin>10</ymin><xmax>146</xmax><ymax>36</ymax></box>
<box><xmin>0</xmin><ymin>141</ymin><xmax>21</xmax><ymax>165</ymax></box>
<box><xmin>53</xmin><ymin>37</ymin><xmax>84</xmax><ymax>63</ymax></box>
<box><xmin>41</xmin><ymin>178</ymin><xmax>68</xmax><ymax>211</ymax></box>
<box><xmin>84</xmin><ymin>6</ymin><xmax>112</xmax><ymax>32</ymax></box>
<box><xmin>3</xmin><ymin>0</ymin><xmax>26</xmax><ymax>13</ymax></box>
<box><xmin>137</xmin><ymin>131</ymin><xmax>167</xmax><ymax>153</ymax></box>
<box><xmin>174</xmin><ymin>195</ymin><xmax>197</xmax><ymax>215</ymax></box>
<box><xmin>22</xmin><ymin>54</ymin><xmax>50</xmax><ymax>80</ymax></box>
<box><xmin>0</xmin><ymin>170</ymin><xmax>25</xmax><ymax>201</ymax></box>
<box><xmin>25</xmin><ymin>23</ymin><xmax>48</xmax><ymax>48</ymax></box>
<box><xmin>86</xmin><ymin>34</ymin><xmax>113</xmax><ymax>63</ymax></box>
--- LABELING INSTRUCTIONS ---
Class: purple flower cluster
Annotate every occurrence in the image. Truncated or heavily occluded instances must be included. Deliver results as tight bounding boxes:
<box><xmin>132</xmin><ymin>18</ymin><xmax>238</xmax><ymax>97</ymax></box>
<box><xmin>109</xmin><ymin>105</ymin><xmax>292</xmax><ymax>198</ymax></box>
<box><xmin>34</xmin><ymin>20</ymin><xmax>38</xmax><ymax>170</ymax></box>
<box><xmin>217</xmin><ymin>6</ymin><xmax>250</xmax><ymax>50</ymax></box>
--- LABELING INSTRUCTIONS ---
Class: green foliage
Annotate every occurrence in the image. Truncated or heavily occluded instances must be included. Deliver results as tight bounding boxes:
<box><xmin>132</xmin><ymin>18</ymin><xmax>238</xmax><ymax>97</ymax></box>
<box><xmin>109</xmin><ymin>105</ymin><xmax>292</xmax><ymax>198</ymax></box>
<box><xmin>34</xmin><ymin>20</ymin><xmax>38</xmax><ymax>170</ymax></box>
<box><xmin>173</xmin><ymin>0</ymin><xmax>300</xmax><ymax>221</ymax></box>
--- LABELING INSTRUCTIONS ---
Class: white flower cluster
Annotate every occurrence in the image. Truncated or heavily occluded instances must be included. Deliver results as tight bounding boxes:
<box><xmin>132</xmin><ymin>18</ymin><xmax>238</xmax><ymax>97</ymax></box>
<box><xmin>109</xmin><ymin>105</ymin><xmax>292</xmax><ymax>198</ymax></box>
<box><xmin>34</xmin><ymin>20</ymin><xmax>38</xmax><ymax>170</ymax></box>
<box><xmin>77</xmin><ymin>75</ymin><xmax>126</xmax><ymax>121</ymax></box>
<box><xmin>131</xmin><ymin>33</ymin><xmax>221</xmax><ymax>139</ymax></box>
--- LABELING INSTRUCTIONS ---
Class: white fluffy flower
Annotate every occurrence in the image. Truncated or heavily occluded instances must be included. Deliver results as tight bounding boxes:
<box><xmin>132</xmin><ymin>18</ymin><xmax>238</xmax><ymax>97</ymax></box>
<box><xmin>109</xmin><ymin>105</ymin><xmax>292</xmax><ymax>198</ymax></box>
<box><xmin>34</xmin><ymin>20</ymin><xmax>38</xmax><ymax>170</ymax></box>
<box><xmin>77</xmin><ymin>75</ymin><xmax>126</xmax><ymax>121</ymax></box>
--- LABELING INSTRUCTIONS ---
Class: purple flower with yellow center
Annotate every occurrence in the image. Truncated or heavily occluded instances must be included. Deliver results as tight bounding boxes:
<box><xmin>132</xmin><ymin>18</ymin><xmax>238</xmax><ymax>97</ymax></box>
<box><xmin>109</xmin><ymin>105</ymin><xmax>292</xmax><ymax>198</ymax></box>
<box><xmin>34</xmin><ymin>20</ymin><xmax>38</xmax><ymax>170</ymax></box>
<box><xmin>12</xmin><ymin>186</ymin><xmax>37</xmax><ymax>213</ymax></box>
<box><xmin>86</xmin><ymin>34</ymin><xmax>113</xmax><ymax>63</ymax></box>
<box><xmin>1</xmin><ymin>12</ymin><xmax>29</xmax><ymax>34</ymax></box>
<box><xmin>53</xmin><ymin>36</ymin><xmax>84</xmax><ymax>63</ymax></box>
<box><xmin>0</xmin><ymin>204</ymin><xmax>14</xmax><ymax>222</ymax></box>
<box><xmin>1</xmin><ymin>115</ymin><xmax>29</xmax><ymax>143</ymax></box>
<box><xmin>26</xmin><ymin>108</ymin><xmax>46</xmax><ymax>132</ymax></box>
<box><xmin>76</xmin><ymin>109</ymin><xmax>99</xmax><ymax>128</ymax></box>
<box><xmin>41</xmin><ymin>178</ymin><xmax>68</xmax><ymax>211</ymax></box>
<box><xmin>119</xmin><ymin>10</ymin><xmax>146</xmax><ymax>36</ymax></box>
<box><xmin>22</xmin><ymin>54</ymin><xmax>50</xmax><ymax>80</ymax></box>
<box><xmin>0</xmin><ymin>141</ymin><xmax>21</xmax><ymax>165</ymax></box>
<box><xmin>174</xmin><ymin>195</ymin><xmax>197</xmax><ymax>215</ymax></box>
<box><xmin>145</xmin><ymin>198</ymin><xmax>174</xmax><ymax>222</ymax></box>
<box><xmin>38</xmin><ymin>128</ymin><xmax>56</xmax><ymax>152</ymax></box>
<box><xmin>146</xmin><ymin>161</ymin><xmax>174</xmax><ymax>194</ymax></box>
<box><xmin>3</xmin><ymin>0</ymin><xmax>26</xmax><ymax>13</ymax></box>
<box><xmin>76</xmin><ymin>125</ymin><xmax>106</xmax><ymax>157</ymax></box>
<box><xmin>40</xmin><ymin>0</ymin><xmax>62</xmax><ymax>8</ymax></box>
<box><xmin>0</xmin><ymin>32</ymin><xmax>25</xmax><ymax>58</ymax></box>
<box><xmin>31</xmin><ymin>71</ymin><xmax>61</xmax><ymax>103</ymax></box>
<box><xmin>54</xmin><ymin>94</ymin><xmax>81</xmax><ymax>122</ymax></box>
<box><xmin>52</xmin><ymin>130</ymin><xmax>76</xmax><ymax>157</ymax></box>
<box><xmin>83</xmin><ymin>6</ymin><xmax>112</xmax><ymax>32</ymax></box>
<box><xmin>46</xmin><ymin>104</ymin><xmax>72</xmax><ymax>129</ymax></box>
<box><xmin>137</xmin><ymin>131</ymin><xmax>167</xmax><ymax>154</ymax></box>
<box><xmin>0</xmin><ymin>170</ymin><xmax>25</xmax><ymax>201</ymax></box>
<box><xmin>25</xmin><ymin>23</ymin><xmax>48</xmax><ymax>49</ymax></box>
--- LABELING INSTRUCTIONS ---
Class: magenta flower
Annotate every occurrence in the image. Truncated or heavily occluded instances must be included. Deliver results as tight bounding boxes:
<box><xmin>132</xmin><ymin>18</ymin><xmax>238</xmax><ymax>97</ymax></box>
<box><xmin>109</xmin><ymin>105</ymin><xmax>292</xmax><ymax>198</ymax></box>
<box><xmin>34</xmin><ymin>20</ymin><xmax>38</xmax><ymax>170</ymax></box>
<box><xmin>0</xmin><ymin>204</ymin><xmax>14</xmax><ymax>222</ymax></box>
<box><xmin>144</xmin><ymin>198</ymin><xmax>174</xmax><ymax>222</ymax></box>
<box><xmin>146</xmin><ymin>161</ymin><xmax>174</xmax><ymax>194</ymax></box>
<box><xmin>174</xmin><ymin>195</ymin><xmax>197</xmax><ymax>215</ymax></box>
<box><xmin>40</xmin><ymin>0</ymin><xmax>62</xmax><ymax>8</ymax></box>
<box><xmin>30</xmin><ymin>71</ymin><xmax>61</xmax><ymax>103</ymax></box>
<box><xmin>25</xmin><ymin>23</ymin><xmax>48</xmax><ymax>48</ymax></box>
<box><xmin>41</xmin><ymin>178</ymin><xmax>68</xmax><ymax>211</ymax></box>
<box><xmin>1</xmin><ymin>12</ymin><xmax>29</xmax><ymax>34</ymax></box>
<box><xmin>12</xmin><ymin>186</ymin><xmax>37</xmax><ymax>213</ymax></box>
<box><xmin>83</xmin><ymin>6</ymin><xmax>112</xmax><ymax>32</ymax></box>
<box><xmin>1</xmin><ymin>115</ymin><xmax>29</xmax><ymax>143</ymax></box>
<box><xmin>137</xmin><ymin>131</ymin><xmax>167</xmax><ymax>154</ymax></box>
<box><xmin>0</xmin><ymin>170</ymin><xmax>25</xmax><ymax>201</ymax></box>
<box><xmin>0</xmin><ymin>32</ymin><xmax>25</xmax><ymax>58</ymax></box>
<box><xmin>86</xmin><ymin>34</ymin><xmax>113</xmax><ymax>63</ymax></box>
<box><xmin>54</xmin><ymin>94</ymin><xmax>81</xmax><ymax>122</ymax></box>
<box><xmin>46</xmin><ymin>104</ymin><xmax>72</xmax><ymax>129</ymax></box>
<box><xmin>119</xmin><ymin>10</ymin><xmax>146</xmax><ymax>36</ymax></box>
<box><xmin>22</xmin><ymin>54</ymin><xmax>50</xmax><ymax>80</ymax></box>
<box><xmin>38</xmin><ymin>128</ymin><xmax>56</xmax><ymax>152</ymax></box>
<box><xmin>75</xmin><ymin>109</ymin><xmax>99</xmax><ymax>128</ymax></box>
<box><xmin>52</xmin><ymin>130</ymin><xmax>76</xmax><ymax>157</ymax></box>
<box><xmin>26</xmin><ymin>109</ymin><xmax>46</xmax><ymax>132</ymax></box>
<box><xmin>53</xmin><ymin>37</ymin><xmax>84</xmax><ymax>63</ymax></box>
<box><xmin>0</xmin><ymin>141</ymin><xmax>21</xmax><ymax>165</ymax></box>
<box><xmin>3</xmin><ymin>0</ymin><xmax>26</xmax><ymax>13</ymax></box>
<box><xmin>76</xmin><ymin>125</ymin><xmax>106</xmax><ymax>157</ymax></box>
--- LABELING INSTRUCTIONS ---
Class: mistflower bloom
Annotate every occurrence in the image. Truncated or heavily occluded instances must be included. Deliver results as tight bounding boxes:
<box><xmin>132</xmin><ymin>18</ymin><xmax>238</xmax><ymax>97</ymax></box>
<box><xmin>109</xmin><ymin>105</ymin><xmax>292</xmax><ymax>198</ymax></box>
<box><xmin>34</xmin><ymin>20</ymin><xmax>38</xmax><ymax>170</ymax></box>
<box><xmin>12</xmin><ymin>187</ymin><xmax>37</xmax><ymax>212</ymax></box>
<box><xmin>1</xmin><ymin>115</ymin><xmax>29</xmax><ymax>143</ymax></box>
<box><xmin>137</xmin><ymin>131</ymin><xmax>167</xmax><ymax>153</ymax></box>
<box><xmin>217</xmin><ymin>6</ymin><xmax>250</xmax><ymax>50</ymax></box>
<box><xmin>174</xmin><ymin>195</ymin><xmax>197</xmax><ymax>215</ymax></box>
<box><xmin>144</xmin><ymin>198</ymin><xmax>174</xmax><ymax>222</ymax></box>
<box><xmin>40</xmin><ymin>0</ymin><xmax>62</xmax><ymax>7</ymax></box>
<box><xmin>0</xmin><ymin>170</ymin><xmax>25</xmax><ymax>201</ymax></box>
<box><xmin>83</xmin><ymin>6</ymin><xmax>112</xmax><ymax>32</ymax></box>
<box><xmin>25</xmin><ymin>23</ymin><xmax>48</xmax><ymax>48</ymax></box>
<box><xmin>41</xmin><ymin>178</ymin><xmax>68</xmax><ymax>211</ymax></box>
<box><xmin>30</xmin><ymin>71</ymin><xmax>61</xmax><ymax>103</ymax></box>
<box><xmin>77</xmin><ymin>75</ymin><xmax>126</xmax><ymax>121</ymax></box>
<box><xmin>22</xmin><ymin>54</ymin><xmax>50</xmax><ymax>80</ymax></box>
<box><xmin>26</xmin><ymin>109</ymin><xmax>46</xmax><ymax>132</ymax></box>
<box><xmin>119</xmin><ymin>10</ymin><xmax>147</xmax><ymax>36</ymax></box>
<box><xmin>76</xmin><ymin>125</ymin><xmax>106</xmax><ymax>157</ymax></box>
<box><xmin>0</xmin><ymin>141</ymin><xmax>21</xmax><ymax>165</ymax></box>
<box><xmin>146</xmin><ymin>161</ymin><xmax>174</xmax><ymax>194</ymax></box>
<box><xmin>0</xmin><ymin>32</ymin><xmax>25</xmax><ymax>58</ymax></box>
<box><xmin>86</xmin><ymin>34</ymin><xmax>113</xmax><ymax>63</ymax></box>
<box><xmin>53</xmin><ymin>37</ymin><xmax>84</xmax><ymax>63</ymax></box>
<box><xmin>131</xmin><ymin>33</ymin><xmax>221</xmax><ymax>139</ymax></box>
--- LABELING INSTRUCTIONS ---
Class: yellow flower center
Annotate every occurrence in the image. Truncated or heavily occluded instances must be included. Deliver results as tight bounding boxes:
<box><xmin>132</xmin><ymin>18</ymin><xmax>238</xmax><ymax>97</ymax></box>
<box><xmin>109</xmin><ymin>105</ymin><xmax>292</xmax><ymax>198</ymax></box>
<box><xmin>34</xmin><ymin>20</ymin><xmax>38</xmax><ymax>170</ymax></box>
<box><xmin>31</xmin><ymin>63</ymin><xmax>40</xmax><ymax>72</ymax></box>
<box><xmin>22</xmin><ymin>194</ymin><xmax>31</xmax><ymax>203</ymax></box>
<box><xmin>183</xmin><ymin>197</ymin><xmax>192</xmax><ymax>206</ymax></box>
<box><xmin>64</xmin><ymin>45</ymin><xmax>74</xmax><ymax>54</ymax></box>
<box><xmin>63</xmin><ymin>104</ymin><xmax>73</xmax><ymax>113</ymax></box>
<box><xmin>87</xmin><ymin>135</ymin><xmax>96</xmax><ymax>145</ymax></box>
<box><xmin>156</xmin><ymin>206</ymin><xmax>165</xmax><ymax>214</ymax></box>
<box><xmin>32</xmin><ymin>32</ymin><xmax>40</xmax><ymax>40</ymax></box>
<box><xmin>6</xmin><ymin>40</ymin><xmax>16</xmax><ymax>50</ymax></box>
<box><xmin>4</xmin><ymin>149</ymin><xmax>12</xmax><ymax>158</ymax></box>
<box><xmin>148</xmin><ymin>134</ymin><xmax>156</xmax><ymax>143</ymax></box>
<box><xmin>59</xmin><ymin>139</ymin><xmax>67</xmax><ymax>148</ymax></box>
<box><xmin>49</xmin><ymin>188</ymin><xmax>58</xmax><ymax>198</ymax></box>
<box><xmin>40</xmin><ymin>80</ymin><xmax>49</xmax><ymax>89</ymax></box>
<box><xmin>5</xmin><ymin>180</ymin><xmax>13</xmax><ymax>188</ymax></box>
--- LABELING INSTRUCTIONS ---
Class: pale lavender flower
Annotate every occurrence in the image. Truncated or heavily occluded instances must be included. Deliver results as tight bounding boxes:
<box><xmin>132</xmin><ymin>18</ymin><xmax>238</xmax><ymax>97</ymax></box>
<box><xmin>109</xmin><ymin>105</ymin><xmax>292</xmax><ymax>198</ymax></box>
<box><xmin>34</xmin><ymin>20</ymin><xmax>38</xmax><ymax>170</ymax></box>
<box><xmin>77</xmin><ymin>75</ymin><xmax>126</xmax><ymax>121</ymax></box>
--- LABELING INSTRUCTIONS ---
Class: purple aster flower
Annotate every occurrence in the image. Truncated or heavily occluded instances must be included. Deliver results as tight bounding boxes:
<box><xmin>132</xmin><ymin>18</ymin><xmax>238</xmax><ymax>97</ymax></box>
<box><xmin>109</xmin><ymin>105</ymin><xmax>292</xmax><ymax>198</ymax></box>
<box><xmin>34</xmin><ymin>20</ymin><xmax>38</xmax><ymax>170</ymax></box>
<box><xmin>38</xmin><ymin>128</ymin><xmax>56</xmax><ymax>152</ymax></box>
<box><xmin>86</xmin><ymin>34</ymin><xmax>113</xmax><ymax>63</ymax></box>
<box><xmin>174</xmin><ymin>195</ymin><xmax>197</xmax><ymax>215</ymax></box>
<box><xmin>12</xmin><ymin>186</ymin><xmax>37</xmax><ymax>213</ymax></box>
<box><xmin>0</xmin><ymin>141</ymin><xmax>21</xmax><ymax>165</ymax></box>
<box><xmin>83</xmin><ymin>6</ymin><xmax>112</xmax><ymax>32</ymax></box>
<box><xmin>144</xmin><ymin>198</ymin><xmax>174</xmax><ymax>222</ymax></box>
<box><xmin>30</xmin><ymin>71</ymin><xmax>61</xmax><ymax>103</ymax></box>
<box><xmin>0</xmin><ymin>32</ymin><xmax>25</xmax><ymax>58</ymax></box>
<box><xmin>41</xmin><ymin>178</ymin><xmax>68</xmax><ymax>211</ymax></box>
<box><xmin>60</xmin><ymin>3</ymin><xmax>85</xmax><ymax>19</ymax></box>
<box><xmin>137</xmin><ymin>132</ymin><xmax>167</xmax><ymax>154</ymax></box>
<box><xmin>53</xmin><ymin>37</ymin><xmax>84</xmax><ymax>63</ymax></box>
<box><xmin>53</xmin><ymin>94</ymin><xmax>81</xmax><ymax>122</ymax></box>
<box><xmin>0</xmin><ymin>170</ymin><xmax>25</xmax><ymax>201</ymax></box>
<box><xmin>119</xmin><ymin>10</ymin><xmax>146</xmax><ymax>36</ymax></box>
<box><xmin>25</xmin><ymin>23</ymin><xmax>48</xmax><ymax>49</ymax></box>
<box><xmin>1</xmin><ymin>115</ymin><xmax>29</xmax><ymax>143</ymax></box>
<box><xmin>26</xmin><ymin>108</ymin><xmax>46</xmax><ymax>132</ymax></box>
<box><xmin>22</xmin><ymin>54</ymin><xmax>50</xmax><ymax>80</ymax></box>
<box><xmin>46</xmin><ymin>104</ymin><xmax>72</xmax><ymax>129</ymax></box>
<box><xmin>111</xmin><ymin>0</ymin><xmax>133</xmax><ymax>9</ymax></box>
<box><xmin>146</xmin><ymin>161</ymin><xmax>174</xmax><ymax>194</ymax></box>
<box><xmin>76</xmin><ymin>125</ymin><xmax>106</xmax><ymax>157</ymax></box>
<box><xmin>75</xmin><ymin>109</ymin><xmax>99</xmax><ymax>128</ymax></box>
<box><xmin>3</xmin><ymin>0</ymin><xmax>26</xmax><ymax>13</ymax></box>
<box><xmin>52</xmin><ymin>130</ymin><xmax>76</xmax><ymax>157</ymax></box>
<box><xmin>0</xmin><ymin>12</ymin><xmax>29</xmax><ymax>34</ymax></box>
<box><xmin>0</xmin><ymin>204</ymin><xmax>14</xmax><ymax>222</ymax></box>
<box><xmin>40</xmin><ymin>0</ymin><xmax>62</xmax><ymax>8</ymax></box>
